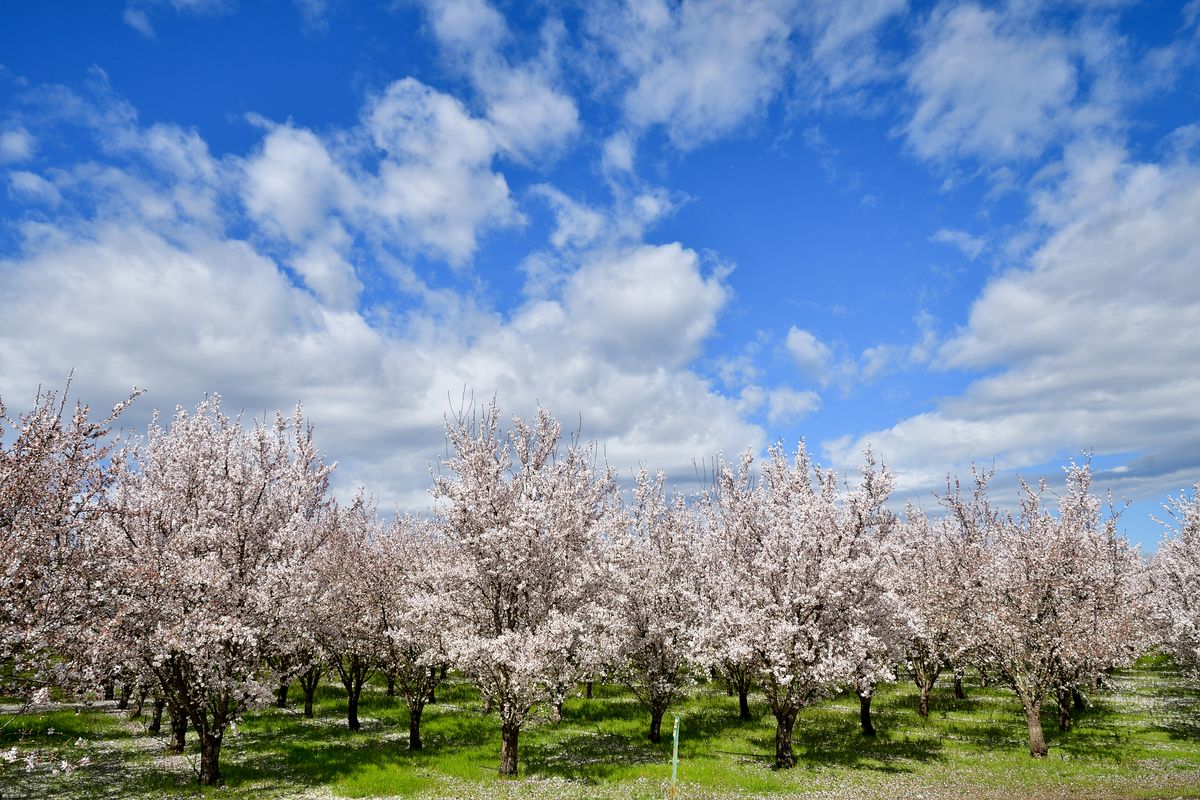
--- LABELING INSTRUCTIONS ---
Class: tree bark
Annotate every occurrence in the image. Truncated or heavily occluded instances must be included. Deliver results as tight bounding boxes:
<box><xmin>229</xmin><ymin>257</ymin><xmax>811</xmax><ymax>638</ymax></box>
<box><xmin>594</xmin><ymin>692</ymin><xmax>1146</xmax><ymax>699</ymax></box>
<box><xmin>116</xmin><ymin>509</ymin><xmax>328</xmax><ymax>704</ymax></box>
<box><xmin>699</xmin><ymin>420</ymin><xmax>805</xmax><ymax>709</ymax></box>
<box><xmin>649</xmin><ymin>705</ymin><xmax>666</xmax><ymax>744</ymax></box>
<box><xmin>198</xmin><ymin>730</ymin><xmax>223</xmax><ymax>786</ymax></box>
<box><xmin>738</xmin><ymin>687</ymin><xmax>751</xmax><ymax>720</ymax></box>
<box><xmin>917</xmin><ymin>684</ymin><xmax>931</xmax><ymax>717</ymax></box>
<box><xmin>1057</xmin><ymin>686</ymin><xmax>1073</xmax><ymax>731</ymax></box>
<box><xmin>129</xmin><ymin>687</ymin><xmax>147</xmax><ymax>718</ymax></box>
<box><xmin>386</xmin><ymin>673</ymin><xmax>395</xmax><ymax>697</ymax></box>
<box><xmin>408</xmin><ymin>703</ymin><xmax>424</xmax><ymax>750</ymax></box>
<box><xmin>103</xmin><ymin>679</ymin><xmax>115</xmax><ymax>701</ymax></box>
<box><xmin>148</xmin><ymin>699</ymin><xmax>165</xmax><ymax>734</ymax></box>
<box><xmin>499</xmin><ymin>720</ymin><xmax>520</xmax><ymax>776</ymax></box>
<box><xmin>585</xmin><ymin>681</ymin><xmax>593</xmax><ymax>699</ymax></box>
<box><xmin>168</xmin><ymin>704</ymin><xmax>188</xmax><ymax>754</ymax></box>
<box><xmin>954</xmin><ymin>671</ymin><xmax>966</xmax><ymax>700</ymax></box>
<box><xmin>774</xmin><ymin>708</ymin><xmax>798</xmax><ymax>768</ymax></box>
<box><xmin>300</xmin><ymin>664</ymin><xmax>321</xmax><ymax>718</ymax></box>
<box><xmin>347</xmin><ymin>684</ymin><xmax>362</xmax><ymax>730</ymax></box>
<box><xmin>859</xmin><ymin>693</ymin><xmax>876</xmax><ymax>737</ymax></box>
<box><xmin>276</xmin><ymin>679</ymin><xmax>290</xmax><ymax>708</ymax></box>
<box><xmin>1022</xmin><ymin>696</ymin><xmax>1048</xmax><ymax>758</ymax></box>
<box><xmin>1072</xmin><ymin>688</ymin><xmax>1086</xmax><ymax>710</ymax></box>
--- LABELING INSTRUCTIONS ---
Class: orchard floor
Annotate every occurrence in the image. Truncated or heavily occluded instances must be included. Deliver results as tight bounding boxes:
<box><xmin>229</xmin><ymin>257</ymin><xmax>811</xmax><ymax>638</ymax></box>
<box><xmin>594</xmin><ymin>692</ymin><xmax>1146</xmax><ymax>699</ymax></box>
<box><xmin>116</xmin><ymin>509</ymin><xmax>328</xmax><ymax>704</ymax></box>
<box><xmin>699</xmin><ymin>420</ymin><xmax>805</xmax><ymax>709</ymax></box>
<box><xmin>3</xmin><ymin>655</ymin><xmax>1200</xmax><ymax>800</ymax></box>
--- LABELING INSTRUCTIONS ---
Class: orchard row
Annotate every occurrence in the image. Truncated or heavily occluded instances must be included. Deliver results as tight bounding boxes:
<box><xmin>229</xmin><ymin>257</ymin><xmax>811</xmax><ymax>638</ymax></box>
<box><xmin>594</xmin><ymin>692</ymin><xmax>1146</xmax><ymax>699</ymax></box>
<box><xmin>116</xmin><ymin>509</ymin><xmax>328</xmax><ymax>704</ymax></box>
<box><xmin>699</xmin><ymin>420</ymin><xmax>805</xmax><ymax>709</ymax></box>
<box><xmin>2</xmin><ymin>383</ymin><xmax>1198</xmax><ymax>786</ymax></box>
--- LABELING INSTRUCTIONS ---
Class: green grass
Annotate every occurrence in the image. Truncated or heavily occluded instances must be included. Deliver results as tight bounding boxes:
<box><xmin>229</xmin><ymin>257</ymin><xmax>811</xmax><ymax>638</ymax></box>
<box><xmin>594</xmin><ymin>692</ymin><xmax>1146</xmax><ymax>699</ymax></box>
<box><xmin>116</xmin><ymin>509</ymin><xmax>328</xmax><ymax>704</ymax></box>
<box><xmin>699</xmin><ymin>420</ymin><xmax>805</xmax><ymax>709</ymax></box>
<box><xmin>3</xmin><ymin>656</ymin><xmax>1199</xmax><ymax>799</ymax></box>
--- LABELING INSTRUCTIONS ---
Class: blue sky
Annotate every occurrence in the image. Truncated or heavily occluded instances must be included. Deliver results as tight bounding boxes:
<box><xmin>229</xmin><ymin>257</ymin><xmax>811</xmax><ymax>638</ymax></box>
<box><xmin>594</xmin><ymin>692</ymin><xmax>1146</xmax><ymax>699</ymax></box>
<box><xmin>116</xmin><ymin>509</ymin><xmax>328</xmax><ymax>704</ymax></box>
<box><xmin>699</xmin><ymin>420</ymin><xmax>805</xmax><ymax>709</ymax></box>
<box><xmin>2</xmin><ymin>0</ymin><xmax>1198</xmax><ymax>549</ymax></box>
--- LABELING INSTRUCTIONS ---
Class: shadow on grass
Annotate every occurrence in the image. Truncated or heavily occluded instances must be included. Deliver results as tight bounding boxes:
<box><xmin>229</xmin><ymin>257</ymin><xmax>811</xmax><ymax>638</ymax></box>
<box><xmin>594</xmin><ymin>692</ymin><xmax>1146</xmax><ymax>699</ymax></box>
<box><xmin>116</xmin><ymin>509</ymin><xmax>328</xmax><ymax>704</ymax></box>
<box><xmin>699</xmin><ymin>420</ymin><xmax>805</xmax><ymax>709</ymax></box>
<box><xmin>744</xmin><ymin>709</ymin><xmax>945</xmax><ymax>773</ymax></box>
<box><xmin>522</xmin><ymin>730</ymin><xmax>662</xmax><ymax>781</ymax></box>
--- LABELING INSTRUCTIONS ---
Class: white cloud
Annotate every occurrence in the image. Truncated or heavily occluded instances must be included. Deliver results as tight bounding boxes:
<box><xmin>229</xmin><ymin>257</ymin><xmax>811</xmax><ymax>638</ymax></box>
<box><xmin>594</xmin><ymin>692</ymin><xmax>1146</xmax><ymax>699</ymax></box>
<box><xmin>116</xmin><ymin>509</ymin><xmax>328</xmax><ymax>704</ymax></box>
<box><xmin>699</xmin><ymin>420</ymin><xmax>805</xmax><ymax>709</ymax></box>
<box><xmin>930</xmin><ymin>227</ymin><xmax>985</xmax><ymax>260</ymax></box>
<box><xmin>532</xmin><ymin>185</ymin><xmax>606</xmax><ymax>251</ymax></box>
<box><xmin>8</xmin><ymin>171</ymin><xmax>60</xmax><ymax>205</ymax></box>
<box><xmin>244</xmin><ymin>124</ymin><xmax>355</xmax><ymax>242</ymax></box>
<box><xmin>592</xmin><ymin>0</ymin><xmax>794</xmax><ymax>148</ymax></box>
<box><xmin>827</xmin><ymin>141</ymin><xmax>1200</xmax><ymax>502</ymax></box>
<box><xmin>366</xmin><ymin>78</ymin><xmax>521</xmax><ymax>264</ymax></box>
<box><xmin>417</xmin><ymin>0</ymin><xmax>580</xmax><ymax>161</ymax></box>
<box><xmin>602</xmin><ymin>131</ymin><xmax>635</xmax><ymax>174</ymax></box>
<box><xmin>785</xmin><ymin>326</ymin><xmax>832</xmax><ymax>382</ymax></box>
<box><xmin>0</xmin><ymin>80</ymin><xmax>763</xmax><ymax>510</ymax></box>
<box><xmin>0</xmin><ymin>128</ymin><xmax>35</xmax><ymax>163</ymax></box>
<box><xmin>796</xmin><ymin>0</ymin><xmax>908</xmax><ymax>93</ymax></box>
<box><xmin>560</xmin><ymin>243</ymin><xmax>727</xmax><ymax>370</ymax></box>
<box><xmin>767</xmin><ymin>387</ymin><xmax>821</xmax><ymax>425</ymax></box>
<box><xmin>905</xmin><ymin>4</ymin><xmax>1081</xmax><ymax>162</ymax></box>
<box><xmin>241</xmin><ymin>78</ymin><xmax>521</xmax><ymax>271</ymax></box>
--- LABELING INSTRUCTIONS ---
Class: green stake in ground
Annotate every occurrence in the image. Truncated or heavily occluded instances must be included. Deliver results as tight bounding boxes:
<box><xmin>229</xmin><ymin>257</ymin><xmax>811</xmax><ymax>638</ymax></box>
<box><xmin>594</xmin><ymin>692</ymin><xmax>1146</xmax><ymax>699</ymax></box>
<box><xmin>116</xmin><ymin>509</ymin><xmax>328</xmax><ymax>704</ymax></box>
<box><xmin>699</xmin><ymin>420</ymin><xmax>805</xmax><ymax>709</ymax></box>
<box><xmin>668</xmin><ymin>714</ymin><xmax>681</xmax><ymax>799</ymax></box>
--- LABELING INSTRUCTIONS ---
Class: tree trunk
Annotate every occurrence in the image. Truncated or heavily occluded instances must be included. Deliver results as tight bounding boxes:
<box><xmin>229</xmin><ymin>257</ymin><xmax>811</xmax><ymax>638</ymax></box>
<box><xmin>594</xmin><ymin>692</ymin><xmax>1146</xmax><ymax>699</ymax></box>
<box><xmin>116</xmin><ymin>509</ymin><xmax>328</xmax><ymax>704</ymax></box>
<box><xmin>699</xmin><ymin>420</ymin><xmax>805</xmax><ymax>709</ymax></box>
<box><xmin>168</xmin><ymin>704</ymin><xmax>188</xmax><ymax>754</ymax></box>
<box><xmin>1072</xmin><ymin>688</ymin><xmax>1086</xmax><ymax>710</ymax></box>
<box><xmin>859</xmin><ymin>693</ymin><xmax>876</xmax><ymax>737</ymax></box>
<box><xmin>408</xmin><ymin>703</ymin><xmax>424</xmax><ymax>750</ymax></box>
<box><xmin>738</xmin><ymin>687</ymin><xmax>751</xmax><ymax>720</ymax></box>
<box><xmin>585</xmin><ymin>681</ymin><xmax>593</xmax><ymax>699</ymax></box>
<box><xmin>499</xmin><ymin>720</ymin><xmax>520</xmax><ymax>776</ymax></box>
<box><xmin>129</xmin><ymin>687</ymin><xmax>147</xmax><ymax>718</ymax></box>
<box><xmin>1057</xmin><ymin>686</ymin><xmax>1073</xmax><ymax>731</ymax></box>
<box><xmin>1022</xmin><ymin>696</ymin><xmax>1048</xmax><ymax>758</ymax></box>
<box><xmin>386</xmin><ymin>673</ymin><xmax>395</xmax><ymax>697</ymax></box>
<box><xmin>725</xmin><ymin>679</ymin><xmax>734</xmax><ymax>696</ymax></box>
<box><xmin>774</xmin><ymin>708</ymin><xmax>798</xmax><ymax>769</ymax></box>
<box><xmin>198</xmin><ymin>730</ymin><xmax>223</xmax><ymax>786</ymax></box>
<box><xmin>917</xmin><ymin>683</ymin><xmax>931</xmax><ymax>717</ymax></box>
<box><xmin>552</xmin><ymin>700</ymin><xmax>563</xmax><ymax>722</ymax></box>
<box><xmin>347</xmin><ymin>684</ymin><xmax>361</xmax><ymax>730</ymax></box>
<box><xmin>148</xmin><ymin>699</ymin><xmax>165</xmax><ymax>734</ymax></box>
<box><xmin>649</xmin><ymin>705</ymin><xmax>666</xmax><ymax>743</ymax></box>
<box><xmin>954</xmin><ymin>670</ymin><xmax>966</xmax><ymax>700</ymax></box>
<box><xmin>276</xmin><ymin>679</ymin><xmax>290</xmax><ymax>708</ymax></box>
<box><xmin>300</xmin><ymin>664</ymin><xmax>321</xmax><ymax>718</ymax></box>
<box><xmin>103</xmin><ymin>679</ymin><xmax>115</xmax><ymax>701</ymax></box>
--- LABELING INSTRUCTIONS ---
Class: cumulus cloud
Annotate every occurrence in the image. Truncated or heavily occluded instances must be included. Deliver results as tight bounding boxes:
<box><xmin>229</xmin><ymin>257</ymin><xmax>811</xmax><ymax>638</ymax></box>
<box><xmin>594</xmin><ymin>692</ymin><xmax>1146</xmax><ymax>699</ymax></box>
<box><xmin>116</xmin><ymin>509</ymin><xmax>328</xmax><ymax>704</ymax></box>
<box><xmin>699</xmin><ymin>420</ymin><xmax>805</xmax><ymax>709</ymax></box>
<box><xmin>767</xmin><ymin>388</ymin><xmax>821</xmax><ymax>425</ymax></box>
<box><xmin>826</xmin><ymin>140</ymin><xmax>1200</xmax><ymax>502</ymax></box>
<box><xmin>561</xmin><ymin>243</ymin><xmax>728</xmax><ymax>370</ymax></box>
<box><xmin>785</xmin><ymin>326</ymin><xmax>833</xmax><ymax>383</ymax></box>
<box><xmin>417</xmin><ymin>0</ymin><xmax>580</xmax><ymax>161</ymax></box>
<box><xmin>243</xmin><ymin>124</ymin><xmax>356</xmax><ymax>242</ymax></box>
<box><xmin>0</xmin><ymin>127</ymin><xmax>35</xmax><ymax>163</ymax></box>
<box><xmin>7</xmin><ymin>171</ymin><xmax>60</xmax><ymax>205</ymax></box>
<box><xmin>365</xmin><ymin>78</ymin><xmax>521</xmax><ymax>263</ymax></box>
<box><xmin>0</xmin><ymin>77</ymin><xmax>762</xmax><ymax>510</ymax></box>
<box><xmin>590</xmin><ymin>0</ymin><xmax>794</xmax><ymax>148</ymax></box>
<box><xmin>904</xmin><ymin>4</ymin><xmax>1082</xmax><ymax>162</ymax></box>
<box><xmin>239</xmin><ymin>77</ymin><xmax>522</xmax><ymax>289</ymax></box>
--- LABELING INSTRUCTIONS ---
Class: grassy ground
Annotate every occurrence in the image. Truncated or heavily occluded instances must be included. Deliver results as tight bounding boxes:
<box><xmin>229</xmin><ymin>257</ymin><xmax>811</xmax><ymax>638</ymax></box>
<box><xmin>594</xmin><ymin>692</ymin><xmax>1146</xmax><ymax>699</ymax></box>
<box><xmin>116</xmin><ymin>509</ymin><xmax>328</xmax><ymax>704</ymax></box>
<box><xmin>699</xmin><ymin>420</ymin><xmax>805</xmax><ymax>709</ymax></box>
<box><xmin>2</xmin><ymin>654</ymin><xmax>1199</xmax><ymax>799</ymax></box>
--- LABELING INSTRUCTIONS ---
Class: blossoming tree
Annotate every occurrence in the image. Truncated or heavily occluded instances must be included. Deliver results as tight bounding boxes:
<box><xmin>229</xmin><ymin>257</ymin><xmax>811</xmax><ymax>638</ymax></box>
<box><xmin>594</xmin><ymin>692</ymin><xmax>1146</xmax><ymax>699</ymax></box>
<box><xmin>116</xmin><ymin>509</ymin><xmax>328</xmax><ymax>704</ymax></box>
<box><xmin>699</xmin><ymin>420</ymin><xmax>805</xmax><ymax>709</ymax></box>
<box><xmin>431</xmin><ymin>402</ymin><xmax>618</xmax><ymax>775</ymax></box>
<box><xmin>704</xmin><ymin>444</ymin><xmax>898</xmax><ymax>768</ymax></box>
<box><xmin>607</xmin><ymin>469</ymin><xmax>703</xmax><ymax>743</ymax></box>
<box><xmin>1151</xmin><ymin>484</ymin><xmax>1200</xmax><ymax>681</ymax></box>
<box><xmin>96</xmin><ymin>397</ymin><xmax>334</xmax><ymax>785</ymax></box>
<box><xmin>946</xmin><ymin>462</ymin><xmax>1145</xmax><ymax>757</ymax></box>
<box><xmin>0</xmin><ymin>378</ymin><xmax>137</xmax><ymax>693</ymax></box>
